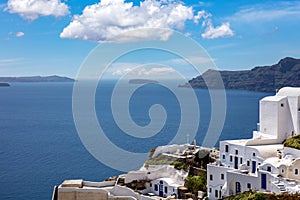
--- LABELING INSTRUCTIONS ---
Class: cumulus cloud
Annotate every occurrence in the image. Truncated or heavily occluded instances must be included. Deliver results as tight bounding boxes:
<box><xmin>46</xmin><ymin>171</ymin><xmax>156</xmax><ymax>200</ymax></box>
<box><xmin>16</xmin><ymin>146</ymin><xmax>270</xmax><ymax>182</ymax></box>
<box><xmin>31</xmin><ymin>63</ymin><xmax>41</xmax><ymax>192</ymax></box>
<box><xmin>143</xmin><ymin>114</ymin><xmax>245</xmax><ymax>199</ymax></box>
<box><xmin>16</xmin><ymin>31</ymin><xmax>24</xmax><ymax>37</ymax></box>
<box><xmin>111</xmin><ymin>64</ymin><xmax>175</xmax><ymax>77</ymax></box>
<box><xmin>60</xmin><ymin>0</ymin><xmax>194</xmax><ymax>42</ymax></box>
<box><xmin>5</xmin><ymin>0</ymin><xmax>70</xmax><ymax>20</ymax></box>
<box><xmin>193</xmin><ymin>10</ymin><xmax>210</xmax><ymax>24</ymax></box>
<box><xmin>201</xmin><ymin>20</ymin><xmax>234</xmax><ymax>39</ymax></box>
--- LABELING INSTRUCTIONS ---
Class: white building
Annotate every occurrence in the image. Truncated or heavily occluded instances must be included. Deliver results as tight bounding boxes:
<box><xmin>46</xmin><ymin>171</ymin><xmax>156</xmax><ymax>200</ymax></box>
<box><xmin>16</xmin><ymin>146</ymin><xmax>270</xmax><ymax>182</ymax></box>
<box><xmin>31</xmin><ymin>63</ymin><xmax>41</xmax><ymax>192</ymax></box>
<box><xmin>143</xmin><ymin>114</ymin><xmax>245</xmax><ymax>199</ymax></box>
<box><xmin>207</xmin><ymin>87</ymin><xmax>300</xmax><ymax>199</ymax></box>
<box><xmin>125</xmin><ymin>164</ymin><xmax>188</xmax><ymax>198</ymax></box>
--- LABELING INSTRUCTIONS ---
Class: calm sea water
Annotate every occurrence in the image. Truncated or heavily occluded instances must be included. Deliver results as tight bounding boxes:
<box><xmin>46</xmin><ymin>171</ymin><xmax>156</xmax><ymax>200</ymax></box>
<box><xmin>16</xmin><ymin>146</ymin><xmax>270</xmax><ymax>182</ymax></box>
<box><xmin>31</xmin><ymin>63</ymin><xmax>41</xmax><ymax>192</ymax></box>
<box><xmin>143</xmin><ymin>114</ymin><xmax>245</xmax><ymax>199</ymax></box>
<box><xmin>0</xmin><ymin>82</ymin><xmax>272</xmax><ymax>199</ymax></box>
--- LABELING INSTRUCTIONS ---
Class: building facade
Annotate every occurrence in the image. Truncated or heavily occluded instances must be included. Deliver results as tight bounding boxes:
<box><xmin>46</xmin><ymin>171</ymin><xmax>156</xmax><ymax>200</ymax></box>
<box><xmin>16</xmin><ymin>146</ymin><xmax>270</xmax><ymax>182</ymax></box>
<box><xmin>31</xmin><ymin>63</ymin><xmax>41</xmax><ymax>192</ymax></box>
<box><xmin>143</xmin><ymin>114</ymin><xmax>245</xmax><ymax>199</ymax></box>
<box><xmin>207</xmin><ymin>87</ymin><xmax>300</xmax><ymax>199</ymax></box>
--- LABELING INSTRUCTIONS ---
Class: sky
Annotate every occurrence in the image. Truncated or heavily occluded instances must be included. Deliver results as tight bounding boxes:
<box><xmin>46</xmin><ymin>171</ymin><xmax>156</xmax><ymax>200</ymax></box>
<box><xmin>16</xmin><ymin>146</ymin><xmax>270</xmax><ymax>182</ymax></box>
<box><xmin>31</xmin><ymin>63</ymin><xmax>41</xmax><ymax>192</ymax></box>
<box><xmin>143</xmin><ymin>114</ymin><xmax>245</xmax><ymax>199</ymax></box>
<box><xmin>1</xmin><ymin>0</ymin><xmax>300</xmax><ymax>79</ymax></box>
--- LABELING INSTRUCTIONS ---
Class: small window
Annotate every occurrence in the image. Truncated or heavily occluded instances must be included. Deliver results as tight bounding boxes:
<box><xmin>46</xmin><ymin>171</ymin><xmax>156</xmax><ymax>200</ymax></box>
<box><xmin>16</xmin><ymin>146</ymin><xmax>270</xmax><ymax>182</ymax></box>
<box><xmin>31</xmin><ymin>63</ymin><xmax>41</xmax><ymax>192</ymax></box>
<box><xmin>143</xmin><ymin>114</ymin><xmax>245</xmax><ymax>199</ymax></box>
<box><xmin>247</xmin><ymin>183</ymin><xmax>251</xmax><ymax>189</ymax></box>
<box><xmin>258</xmin><ymin>163</ymin><xmax>261</xmax><ymax>166</ymax></box>
<box><xmin>164</xmin><ymin>186</ymin><xmax>168</xmax><ymax>194</ymax></box>
<box><xmin>209</xmin><ymin>188</ymin><xmax>212</xmax><ymax>193</ymax></box>
<box><xmin>267</xmin><ymin>166</ymin><xmax>271</xmax><ymax>172</ymax></box>
<box><xmin>215</xmin><ymin>190</ymin><xmax>218</xmax><ymax>198</ymax></box>
<box><xmin>282</xmin><ymin>169</ymin><xmax>285</xmax><ymax>173</ymax></box>
<box><xmin>240</xmin><ymin>157</ymin><xmax>243</xmax><ymax>164</ymax></box>
<box><xmin>222</xmin><ymin>154</ymin><xmax>225</xmax><ymax>159</ymax></box>
<box><xmin>160</xmin><ymin>180</ymin><xmax>163</xmax><ymax>184</ymax></box>
<box><xmin>230</xmin><ymin>156</ymin><xmax>233</xmax><ymax>162</ymax></box>
<box><xmin>235</xmin><ymin>150</ymin><xmax>238</xmax><ymax>155</ymax></box>
<box><xmin>295</xmin><ymin>168</ymin><xmax>298</xmax><ymax>175</ymax></box>
<box><xmin>253</xmin><ymin>152</ymin><xmax>256</xmax><ymax>157</ymax></box>
<box><xmin>281</xmin><ymin>103</ymin><xmax>284</xmax><ymax>107</ymax></box>
<box><xmin>221</xmin><ymin>174</ymin><xmax>224</xmax><ymax>180</ymax></box>
<box><xmin>225</xmin><ymin>145</ymin><xmax>229</xmax><ymax>153</ymax></box>
<box><xmin>247</xmin><ymin>161</ymin><xmax>250</xmax><ymax>166</ymax></box>
<box><xmin>154</xmin><ymin>184</ymin><xmax>158</xmax><ymax>191</ymax></box>
<box><xmin>150</xmin><ymin>183</ymin><xmax>152</xmax><ymax>187</ymax></box>
<box><xmin>298</xmin><ymin>108</ymin><xmax>300</xmax><ymax>111</ymax></box>
<box><xmin>210</xmin><ymin>174</ymin><xmax>213</xmax><ymax>181</ymax></box>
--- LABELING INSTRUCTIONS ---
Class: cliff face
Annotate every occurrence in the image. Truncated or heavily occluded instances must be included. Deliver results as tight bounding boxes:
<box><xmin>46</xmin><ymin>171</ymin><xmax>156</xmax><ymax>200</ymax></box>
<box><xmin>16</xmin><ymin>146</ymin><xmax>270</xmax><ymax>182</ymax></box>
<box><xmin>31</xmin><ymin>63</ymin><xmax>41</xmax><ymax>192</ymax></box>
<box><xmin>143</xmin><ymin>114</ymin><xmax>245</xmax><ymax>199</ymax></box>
<box><xmin>188</xmin><ymin>57</ymin><xmax>300</xmax><ymax>92</ymax></box>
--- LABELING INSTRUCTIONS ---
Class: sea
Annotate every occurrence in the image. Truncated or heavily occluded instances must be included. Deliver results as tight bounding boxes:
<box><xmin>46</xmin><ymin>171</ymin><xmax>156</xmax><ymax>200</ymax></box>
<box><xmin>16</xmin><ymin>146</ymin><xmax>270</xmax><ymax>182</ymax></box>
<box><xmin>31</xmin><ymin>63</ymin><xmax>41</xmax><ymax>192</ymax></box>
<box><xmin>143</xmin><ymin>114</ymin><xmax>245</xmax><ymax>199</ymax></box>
<box><xmin>0</xmin><ymin>81</ymin><xmax>272</xmax><ymax>199</ymax></box>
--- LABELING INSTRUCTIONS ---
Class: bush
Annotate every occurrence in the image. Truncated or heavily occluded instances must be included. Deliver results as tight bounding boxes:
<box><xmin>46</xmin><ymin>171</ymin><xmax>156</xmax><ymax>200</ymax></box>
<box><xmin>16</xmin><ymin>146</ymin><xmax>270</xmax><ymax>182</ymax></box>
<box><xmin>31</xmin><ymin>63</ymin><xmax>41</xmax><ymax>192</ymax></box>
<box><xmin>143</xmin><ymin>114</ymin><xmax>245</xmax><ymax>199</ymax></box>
<box><xmin>284</xmin><ymin>134</ymin><xmax>300</xmax><ymax>150</ymax></box>
<box><xmin>186</xmin><ymin>175</ymin><xmax>207</xmax><ymax>195</ymax></box>
<box><xmin>171</xmin><ymin>161</ymin><xmax>188</xmax><ymax>171</ymax></box>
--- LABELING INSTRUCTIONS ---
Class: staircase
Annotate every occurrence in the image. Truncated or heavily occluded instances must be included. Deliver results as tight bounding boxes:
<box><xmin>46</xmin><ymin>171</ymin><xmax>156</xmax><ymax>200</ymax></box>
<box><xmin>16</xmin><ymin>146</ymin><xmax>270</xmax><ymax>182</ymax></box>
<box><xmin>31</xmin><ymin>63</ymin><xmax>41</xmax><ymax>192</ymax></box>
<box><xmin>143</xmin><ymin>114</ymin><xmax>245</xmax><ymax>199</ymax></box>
<box><xmin>274</xmin><ymin>181</ymin><xmax>287</xmax><ymax>193</ymax></box>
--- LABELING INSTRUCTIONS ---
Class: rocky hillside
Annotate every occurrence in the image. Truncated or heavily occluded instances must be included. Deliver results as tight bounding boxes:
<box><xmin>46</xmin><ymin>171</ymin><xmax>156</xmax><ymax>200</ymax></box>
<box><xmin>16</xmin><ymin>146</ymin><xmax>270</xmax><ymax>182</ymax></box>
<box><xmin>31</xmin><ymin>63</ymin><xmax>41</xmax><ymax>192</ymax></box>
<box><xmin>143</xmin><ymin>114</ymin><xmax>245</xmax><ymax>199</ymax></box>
<box><xmin>186</xmin><ymin>57</ymin><xmax>300</xmax><ymax>92</ymax></box>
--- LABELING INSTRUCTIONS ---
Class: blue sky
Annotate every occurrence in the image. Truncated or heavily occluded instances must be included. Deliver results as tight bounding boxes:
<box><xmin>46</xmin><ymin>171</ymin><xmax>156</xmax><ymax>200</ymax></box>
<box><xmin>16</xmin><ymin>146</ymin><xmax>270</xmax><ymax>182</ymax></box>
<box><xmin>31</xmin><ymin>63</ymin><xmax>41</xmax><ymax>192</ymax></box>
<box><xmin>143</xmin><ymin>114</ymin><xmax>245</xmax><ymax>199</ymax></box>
<box><xmin>1</xmin><ymin>0</ymin><xmax>300</xmax><ymax>79</ymax></box>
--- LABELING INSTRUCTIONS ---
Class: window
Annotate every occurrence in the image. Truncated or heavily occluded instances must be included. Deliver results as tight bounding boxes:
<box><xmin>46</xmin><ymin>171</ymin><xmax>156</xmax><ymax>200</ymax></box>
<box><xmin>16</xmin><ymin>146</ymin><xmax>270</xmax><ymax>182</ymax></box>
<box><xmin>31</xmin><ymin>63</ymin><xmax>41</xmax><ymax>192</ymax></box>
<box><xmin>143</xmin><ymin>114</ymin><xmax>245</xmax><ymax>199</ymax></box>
<box><xmin>150</xmin><ymin>183</ymin><xmax>152</xmax><ymax>187</ymax></box>
<box><xmin>247</xmin><ymin>183</ymin><xmax>251</xmax><ymax>189</ymax></box>
<box><xmin>240</xmin><ymin>157</ymin><xmax>243</xmax><ymax>164</ymax></box>
<box><xmin>209</xmin><ymin>188</ymin><xmax>212</xmax><ymax>193</ymax></box>
<box><xmin>222</xmin><ymin>154</ymin><xmax>225</xmax><ymax>159</ymax></box>
<box><xmin>281</xmin><ymin>169</ymin><xmax>285</xmax><ymax>173</ymax></box>
<box><xmin>230</xmin><ymin>156</ymin><xmax>233</xmax><ymax>162</ymax></box>
<box><xmin>154</xmin><ymin>184</ymin><xmax>158</xmax><ymax>191</ymax></box>
<box><xmin>235</xmin><ymin>150</ymin><xmax>238</xmax><ymax>155</ymax></box>
<box><xmin>295</xmin><ymin>168</ymin><xmax>298</xmax><ymax>175</ymax></box>
<box><xmin>164</xmin><ymin>186</ymin><xmax>168</xmax><ymax>194</ymax></box>
<box><xmin>225</xmin><ymin>145</ymin><xmax>229</xmax><ymax>153</ymax></box>
<box><xmin>215</xmin><ymin>190</ymin><xmax>218</xmax><ymax>198</ymax></box>
<box><xmin>210</xmin><ymin>174</ymin><xmax>213</xmax><ymax>181</ymax></box>
<box><xmin>253</xmin><ymin>152</ymin><xmax>256</xmax><ymax>157</ymax></box>
<box><xmin>281</xmin><ymin>103</ymin><xmax>284</xmax><ymax>107</ymax></box>
<box><xmin>247</xmin><ymin>161</ymin><xmax>250</xmax><ymax>166</ymax></box>
<box><xmin>267</xmin><ymin>166</ymin><xmax>271</xmax><ymax>172</ymax></box>
<box><xmin>221</xmin><ymin>174</ymin><xmax>224</xmax><ymax>180</ymax></box>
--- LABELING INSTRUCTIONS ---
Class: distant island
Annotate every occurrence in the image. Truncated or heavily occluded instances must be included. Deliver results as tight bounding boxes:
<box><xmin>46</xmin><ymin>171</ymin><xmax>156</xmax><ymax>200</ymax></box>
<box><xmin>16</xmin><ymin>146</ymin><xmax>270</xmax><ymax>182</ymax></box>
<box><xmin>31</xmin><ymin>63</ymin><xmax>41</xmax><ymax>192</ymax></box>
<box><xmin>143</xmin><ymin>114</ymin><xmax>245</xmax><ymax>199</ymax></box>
<box><xmin>0</xmin><ymin>83</ymin><xmax>10</xmax><ymax>87</ymax></box>
<box><xmin>183</xmin><ymin>57</ymin><xmax>300</xmax><ymax>92</ymax></box>
<box><xmin>0</xmin><ymin>75</ymin><xmax>75</xmax><ymax>83</ymax></box>
<box><xmin>129</xmin><ymin>79</ymin><xmax>159</xmax><ymax>84</ymax></box>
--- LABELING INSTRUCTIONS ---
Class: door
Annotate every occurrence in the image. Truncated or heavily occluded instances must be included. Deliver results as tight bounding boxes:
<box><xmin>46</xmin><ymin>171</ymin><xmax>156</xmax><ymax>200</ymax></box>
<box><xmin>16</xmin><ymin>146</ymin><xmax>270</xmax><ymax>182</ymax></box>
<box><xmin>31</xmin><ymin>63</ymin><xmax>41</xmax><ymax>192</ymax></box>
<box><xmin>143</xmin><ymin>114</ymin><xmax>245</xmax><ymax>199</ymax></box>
<box><xmin>159</xmin><ymin>181</ymin><xmax>164</xmax><ymax>197</ymax></box>
<box><xmin>235</xmin><ymin>182</ymin><xmax>241</xmax><ymax>194</ymax></box>
<box><xmin>252</xmin><ymin>161</ymin><xmax>256</xmax><ymax>173</ymax></box>
<box><xmin>261</xmin><ymin>173</ymin><xmax>267</xmax><ymax>189</ymax></box>
<box><xmin>234</xmin><ymin>156</ymin><xmax>239</xmax><ymax>169</ymax></box>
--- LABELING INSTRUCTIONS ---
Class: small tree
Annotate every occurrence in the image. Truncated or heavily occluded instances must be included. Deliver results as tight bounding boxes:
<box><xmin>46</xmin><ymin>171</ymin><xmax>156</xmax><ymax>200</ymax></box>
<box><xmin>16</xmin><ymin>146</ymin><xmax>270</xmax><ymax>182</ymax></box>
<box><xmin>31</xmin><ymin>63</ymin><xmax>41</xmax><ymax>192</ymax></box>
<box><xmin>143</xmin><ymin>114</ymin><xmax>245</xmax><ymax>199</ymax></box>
<box><xmin>186</xmin><ymin>175</ymin><xmax>207</xmax><ymax>195</ymax></box>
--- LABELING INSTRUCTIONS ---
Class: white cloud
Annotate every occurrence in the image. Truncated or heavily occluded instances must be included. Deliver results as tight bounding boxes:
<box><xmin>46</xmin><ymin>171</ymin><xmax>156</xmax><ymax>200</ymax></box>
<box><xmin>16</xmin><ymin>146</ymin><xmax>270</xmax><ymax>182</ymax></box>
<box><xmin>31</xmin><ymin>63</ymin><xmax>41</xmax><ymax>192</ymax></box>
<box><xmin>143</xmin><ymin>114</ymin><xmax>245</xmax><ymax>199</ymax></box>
<box><xmin>167</xmin><ymin>56</ymin><xmax>213</xmax><ymax>65</ymax></box>
<box><xmin>0</xmin><ymin>58</ymin><xmax>25</xmax><ymax>66</ymax></box>
<box><xmin>60</xmin><ymin>0</ymin><xmax>194</xmax><ymax>42</ymax></box>
<box><xmin>108</xmin><ymin>62</ymin><xmax>175</xmax><ymax>77</ymax></box>
<box><xmin>16</xmin><ymin>31</ymin><xmax>24</xmax><ymax>37</ymax></box>
<box><xmin>228</xmin><ymin>1</ymin><xmax>300</xmax><ymax>23</ymax></box>
<box><xmin>201</xmin><ymin>20</ymin><xmax>234</xmax><ymax>39</ymax></box>
<box><xmin>193</xmin><ymin>10</ymin><xmax>210</xmax><ymax>24</ymax></box>
<box><xmin>5</xmin><ymin>0</ymin><xmax>70</xmax><ymax>20</ymax></box>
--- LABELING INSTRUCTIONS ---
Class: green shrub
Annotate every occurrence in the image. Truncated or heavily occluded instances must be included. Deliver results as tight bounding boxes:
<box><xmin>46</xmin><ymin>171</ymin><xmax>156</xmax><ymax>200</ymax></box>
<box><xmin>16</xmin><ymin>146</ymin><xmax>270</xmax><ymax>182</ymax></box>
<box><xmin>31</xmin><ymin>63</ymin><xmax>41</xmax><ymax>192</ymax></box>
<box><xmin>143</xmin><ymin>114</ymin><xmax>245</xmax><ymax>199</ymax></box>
<box><xmin>284</xmin><ymin>134</ymin><xmax>300</xmax><ymax>150</ymax></box>
<box><xmin>186</xmin><ymin>175</ymin><xmax>207</xmax><ymax>195</ymax></box>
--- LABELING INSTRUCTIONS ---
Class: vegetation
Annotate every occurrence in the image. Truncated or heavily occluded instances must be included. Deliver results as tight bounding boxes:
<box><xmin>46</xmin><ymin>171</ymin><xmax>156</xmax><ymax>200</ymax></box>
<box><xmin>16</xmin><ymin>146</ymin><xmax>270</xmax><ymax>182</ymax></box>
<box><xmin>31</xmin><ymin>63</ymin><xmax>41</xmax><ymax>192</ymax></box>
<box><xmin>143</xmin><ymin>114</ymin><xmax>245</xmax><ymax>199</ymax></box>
<box><xmin>171</xmin><ymin>161</ymin><xmax>188</xmax><ymax>171</ymax></box>
<box><xmin>144</xmin><ymin>154</ymin><xmax>177</xmax><ymax>168</ymax></box>
<box><xmin>148</xmin><ymin>148</ymin><xmax>156</xmax><ymax>158</ymax></box>
<box><xmin>284</xmin><ymin>134</ymin><xmax>300</xmax><ymax>150</ymax></box>
<box><xmin>185</xmin><ymin>172</ymin><xmax>207</xmax><ymax>196</ymax></box>
<box><xmin>228</xmin><ymin>191</ymin><xmax>300</xmax><ymax>200</ymax></box>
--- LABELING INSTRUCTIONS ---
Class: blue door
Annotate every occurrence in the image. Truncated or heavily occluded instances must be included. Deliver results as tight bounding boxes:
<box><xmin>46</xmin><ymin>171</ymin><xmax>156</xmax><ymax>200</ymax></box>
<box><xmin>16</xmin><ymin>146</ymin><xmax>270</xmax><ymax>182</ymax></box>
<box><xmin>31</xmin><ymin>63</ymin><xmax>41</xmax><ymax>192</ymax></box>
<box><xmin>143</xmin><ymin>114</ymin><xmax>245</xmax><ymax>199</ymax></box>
<box><xmin>252</xmin><ymin>161</ymin><xmax>256</xmax><ymax>173</ymax></box>
<box><xmin>159</xmin><ymin>181</ymin><xmax>163</xmax><ymax>197</ymax></box>
<box><xmin>261</xmin><ymin>173</ymin><xmax>267</xmax><ymax>189</ymax></box>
